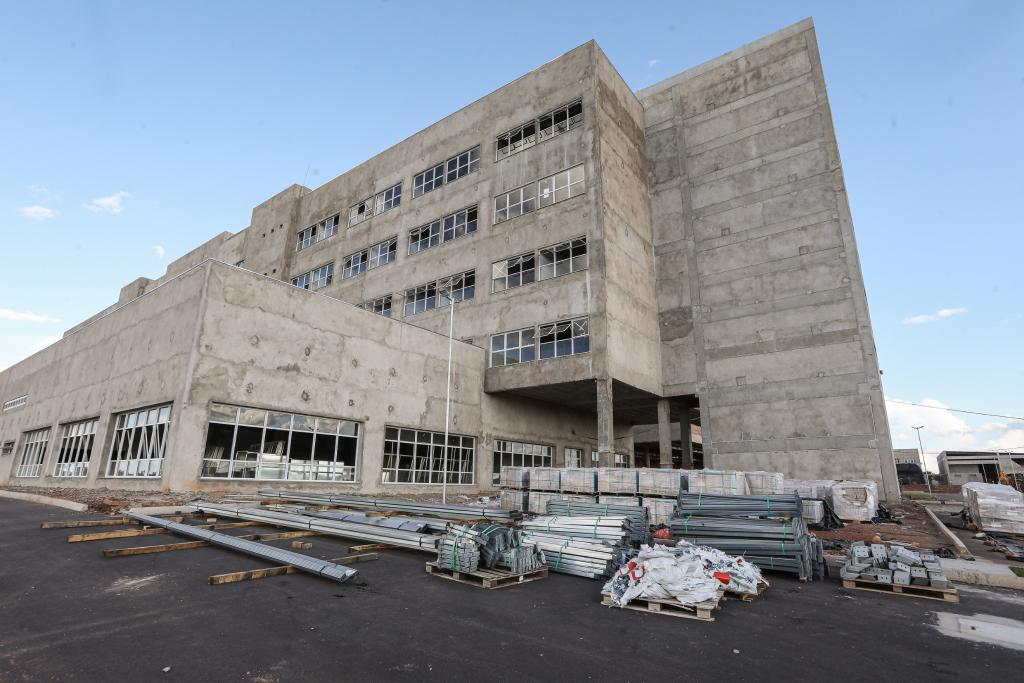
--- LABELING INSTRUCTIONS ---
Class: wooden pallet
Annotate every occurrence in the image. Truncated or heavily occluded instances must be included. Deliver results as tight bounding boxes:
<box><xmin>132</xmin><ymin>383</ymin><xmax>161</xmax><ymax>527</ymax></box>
<box><xmin>842</xmin><ymin>578</ymin><xmax>960</xmax><ymax>603</ymax></box>
<box><xmin>600</xmin><ymin>592</ymin><xmax>723</xmax><ymax>622</ymax></box>
<box><xmin>425</xmin><ymin>561</ymin><xmax>547</xmax><ymax>589</ymax></box>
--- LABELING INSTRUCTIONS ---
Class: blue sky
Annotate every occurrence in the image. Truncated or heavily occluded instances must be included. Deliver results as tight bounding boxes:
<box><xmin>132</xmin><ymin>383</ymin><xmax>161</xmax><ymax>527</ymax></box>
<box><xmin>1</xmin><ymin>1</ymin><xmax>1022</xmax><ymax>465</ymax></box>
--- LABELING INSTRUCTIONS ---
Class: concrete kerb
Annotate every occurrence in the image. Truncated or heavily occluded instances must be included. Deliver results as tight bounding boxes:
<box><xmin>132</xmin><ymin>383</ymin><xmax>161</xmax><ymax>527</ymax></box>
<box><xmin>0</xmin><ymin>490</ymin><xmax>88</xmax><ymax>512</ymax></box>
<box><xmin>941</xmin><ymin>558</ymin><xmax>1024</xmax><ymax>591</ymax></box>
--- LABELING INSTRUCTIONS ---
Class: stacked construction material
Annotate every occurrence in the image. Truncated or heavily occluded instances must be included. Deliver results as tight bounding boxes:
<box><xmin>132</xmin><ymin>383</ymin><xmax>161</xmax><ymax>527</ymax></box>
<box><xmin>598</xmin><ymin>468</ymin><xmax>639</xmax><ymax>494</ymax></box>
<box><xmin>643</xmin><ymin>498</ymin><xmax>676</xmax><ymax>526</ymax></box>
<box><xmin>801</xmin><ymin>499</ymin><xmax>825</xmax><ymax>525</ymax></box>
<box><xmin>437</xmin><ymin>523</ymin><xmax>542</xmax><ymax>573</ymax></box>
<box><xmin>499</xmin><ymin>489</ymin><xmax>526</xmax><ymax>512</ymax></box>
<box><xmin>687</xmin><ymin>469</ymin><xmax>749</xmax><ymax>495</ymax></box>
<box><xmin>547</xmin><ymin>500</ymin><xmax>650</xmax><ymax>545</ymax></box>
<box><xmin>669</xmin><ymin>492</ymin><xmax>825</xmax><ymax>581</ymax></box>
<box><xmin>841</xmin><ymin>541</ymin><xmax>948</xmax><ymax>589</ymax></box>
<box><xmin>499</xmin><ymin>544</ymin><xmax>546</xmax><ymax>573</ymax></box>
<box><xmin>528</xmin><ymin>491</ymin><xmax>564</xmax><ymax>514</ymax></box>
<box><xmin>193</xmin><ymin>502</ymin><xmax>442</xmax><ymax>551</ymax></box>
<box><xmin>600</xmin><ymin>495</ymin><xmax>640</xmax><ymax>506</ymax></box>
<box><xmin>499</xmin><ymin>466</ymin><xmax>530</xmax><ymax>489</ymax></box>
<box><xmin>962</xmin><ymin>483</ymin><xmax>1024</xmax><ymax>534</ymax></box>
<box><xmin>437</xmin><ymin>529</ymin><xmax>481</xmax><ymax>572</ymax></box>
<box><xmin>258</xmin><ymin>490</ymin><xmax>521</xmax><ymax>520</ymax></box>
<box><xmin>522</xmin><ymin>515</ymin><xmax>635</xmax><ymax>578</ymax></box>
<box><xmin>527</xmin><ymin>467</ymin><xmax>562</xmax><ymax>491</ymax></box>
<box><xmin>830</xmin><ymin>481</ymin><xmax>878</xmax><ymax>522</ymax></box>
<box><xmin>562</xmin><ymin>467</ymin><xmax>599</xmax><ymax>494</ymax></box>
<box><xmin>268</xmin><ymin>505</ymin><xmax>449</xmax><ymax>533</ymax></box>
<box><xmin>638</xmin><ymin>468</ymin><xmax>686</xmax><ymax>497</ymax></box>
<box><xmin>782</xmin><ymin>479</ymin><xmax>837</xmax><ymax>500</ymax></box>
<box><xmin>744</xmin><ymin>471</ymin><xmax>784</xmax><ymax>495</ymax></box>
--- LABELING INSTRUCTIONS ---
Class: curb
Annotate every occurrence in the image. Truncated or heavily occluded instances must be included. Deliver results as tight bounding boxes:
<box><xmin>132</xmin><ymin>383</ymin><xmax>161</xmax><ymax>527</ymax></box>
<box><xmin>940</xmin><ymin>558</ymin><xmax>1024</xmax><ymax>591</ymax></box>
<box><xmin>0</xmin><ymin>490</ymin><xmax>88</xmax><ymax>512</ymax></box>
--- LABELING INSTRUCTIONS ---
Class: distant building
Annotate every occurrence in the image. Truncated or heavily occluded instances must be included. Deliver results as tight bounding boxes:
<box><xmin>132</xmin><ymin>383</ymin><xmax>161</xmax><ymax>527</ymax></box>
<box><xmin>893</xmin><ymin>448</ymin><xmax>923</xmax><ymax>468</ymax></box>
<box><xmin>937</xmin><ymin>451</ymin><xmax>1024</xmax><ymax>485</ymax></box>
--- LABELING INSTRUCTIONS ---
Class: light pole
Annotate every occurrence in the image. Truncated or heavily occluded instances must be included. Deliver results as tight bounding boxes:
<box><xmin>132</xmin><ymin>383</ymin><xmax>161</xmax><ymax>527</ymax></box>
<box><xmin>912</xmin><ymin>425</ymin><xmax>932</xmax><ymax>496</ymax></box>
<box><xmin>440</xmin><ymin>278</ymin><xmax>457</xmax><ymax>505</ymax></box>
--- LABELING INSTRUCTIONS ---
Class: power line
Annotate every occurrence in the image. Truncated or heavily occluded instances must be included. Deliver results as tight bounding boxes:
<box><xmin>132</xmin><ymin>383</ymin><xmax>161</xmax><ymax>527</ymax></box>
<box><xmin>885</xmin><ymin>398</ymin><xmax>1024</xmax><ymax>422</ymax></box>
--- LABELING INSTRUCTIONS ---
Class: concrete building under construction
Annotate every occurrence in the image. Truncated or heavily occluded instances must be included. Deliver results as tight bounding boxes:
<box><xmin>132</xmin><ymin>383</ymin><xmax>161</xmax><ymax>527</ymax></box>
<box><xmin>0</xmin><ymin>19</ymin><xmax>900</xmax><ymax>499</ymax></box>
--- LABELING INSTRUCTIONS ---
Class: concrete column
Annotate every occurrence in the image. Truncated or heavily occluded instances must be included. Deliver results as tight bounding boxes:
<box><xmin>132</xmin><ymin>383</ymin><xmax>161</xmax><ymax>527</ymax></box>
<box><xmin>657</xmin><ymin>398</ymin><xmax>672</xmax><ymax>468</ymax></box>
<box><xmin>679</xmin><ymin>402</ymin><xmax>694</xmax><ymax>469</ymax></box>
<box><xmin>596</xmin><ymin>378</ymin><xmax>614</xmax><ymax>468</ymax></box>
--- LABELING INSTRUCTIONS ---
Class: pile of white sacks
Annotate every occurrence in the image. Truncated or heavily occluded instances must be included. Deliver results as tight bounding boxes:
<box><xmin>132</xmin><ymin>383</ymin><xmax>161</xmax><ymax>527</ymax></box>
<box><xmin>603</xmin><ymin>541</ymin><xmax>765</xmax><ymax>608</ymax></box>
<box><xmin>963</xmin><ymin>482</ymin><xmax>1024</xmax><ymax>534</ymax></box>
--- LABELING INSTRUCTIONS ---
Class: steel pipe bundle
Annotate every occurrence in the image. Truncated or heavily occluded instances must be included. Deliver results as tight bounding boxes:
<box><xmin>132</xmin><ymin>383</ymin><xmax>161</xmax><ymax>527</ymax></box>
<box><xmin>192</xmin><ymin>502</ymin><xmax>441</xmax><ymax>551</ymax></box>
<box><xmin>522</xmin><ymin>516</ymin><xmax>632</xmax><ymax>543</ymax></box>
<box><xmin>521</xmin><ymin>532</ymin><xmax>625</xmax><ymax>579</ymax></box>
<box><xmin>674</xmin><ymin>492</ymin><xmax>802</xmax><ymax>517</ymax></box>
<box><xmin>126</xmin><ymin>511</ymin><xmax>359</xmax><ymax>583</ymax></box>
<box><xmin>546</xmin><ymin>500</ymin><xmax>650</xmax><ymax>543</ymax></box>
<box><xmin>267</xmin><ymin>505</ymin><xmax>450</xmax><ymax>533</ymax></box>
<box><xmin>257</xmin><ymin>490</ymin><xmax>521</xmax><ymax>520</ymax></box>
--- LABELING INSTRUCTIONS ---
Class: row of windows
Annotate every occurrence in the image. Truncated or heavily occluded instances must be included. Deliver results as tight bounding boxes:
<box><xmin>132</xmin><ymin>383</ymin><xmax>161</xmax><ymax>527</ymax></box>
<box><xmin>403</xmin><ymin>270</ymin><xmax>475</xmax><ymax>317</ymax></box>
<box><xmin>492</xmin><ymin>236</ymin><xmax>588</xmax><ymax>293</ymax></box>
<box><xmin>494</xmin><ymin>165</ymin><xmax>585</xmax><ymax>224</ymax></box>
<box><xmin>348</xmin><ymin>182</ymin><xmax>402</xmax><ymax>229</ymax></box>
<box><xmin>2</xmin><ymin>395</ymin><xmax>28</xmax><ymax>412</ymax></box>
<box><xmin>12</xmin><ymin>404</ymin><xmax>172</xmax><ymax>480</ymax></box>
<box><xmin>490</xmin><ymin>317</ymin><xmax>590</xmax><ymax>367</ymax></box>
<box><xmin>496</xmin><ymin>99</ymin><xmax>583</xmax><ymax>161</ymax></box>
<box><xmin>291</xmin><ymin>262</ymin><xmax>334</xmax><ymax>291</ymax></box>
<box><xmin>413</xmin><ymin>146</ymin><xmax>480</xmax><ymax>198</ymax></box>
<box><xmin>357</xmin><ymin>294</ymin><xmax>393</xmax><ymax>317</ymax></box>
<box><xmin>408</xmin><ymin>206</ymin><xmax>478</xmax><ymax>255</ymax></box>
<box><xmin>296</xmin><ymin>214</ymin><xmax>340</xmax><ymax>251</ymax></box>
<box><xmin>342</xmin><ymin>236</ymin><xmax>397</xmax><ymax>280</ymax></box>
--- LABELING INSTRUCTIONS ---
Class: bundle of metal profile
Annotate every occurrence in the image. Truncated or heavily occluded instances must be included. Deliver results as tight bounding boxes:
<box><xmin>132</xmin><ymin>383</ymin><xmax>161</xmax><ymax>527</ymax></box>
<box><xmin>436</xmin><ymin>532</ymin><xmax>480</xmax><ymax>573</ymax></box>
<box><xmin>191</xmin><ymin>502</ymin><xmax>441</xmax><ymax>551</ymax></box>
<box><xmin>437</xmin><ymin>523</ymin><xmax>542</xmax><ymax>572</ymax></box>
<box><xmin>267</xmin><ymin>505</ymin><xmax>449</xmax><ymax>533</ymax></box>
<box><xmin>545</xmin><ymin>500</ymin><xmax>650</xmax><ymax>544</ymax></box>
<box><xmin>674</xmin><ymin>492</ymin><xmax>802</xmax><ymax>517</ymax></box>
<box><xmin>499</xmin><ymin>544</ymin><xmax>545</xmax><ymax>573</ymax></box>
<box><xmin>522</xmin><ymin>516</ymin><xmax>632</xmax><ymax>544</ymax></box>
<box><xmin>126</xmin><ymin>511</ymin><xmax>359</xmax><ymax>583</ymax></box>
<box><xmin>257</xmin><ymin>490</ymin><xmax>521</xmax><ymax>520</ymax></box>
<box><xmin>521</xmin><ymin>532</ymin><xmax>623</xmax><ymax>578</ymax></box>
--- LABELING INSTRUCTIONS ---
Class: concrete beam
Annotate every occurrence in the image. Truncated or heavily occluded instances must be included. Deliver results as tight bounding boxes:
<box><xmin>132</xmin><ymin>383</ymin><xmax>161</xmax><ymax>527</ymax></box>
<box><xmin>657</xmin><ymin>398</ymin><xmax>672</xmax><ymax>468</ymax></box>
<box><xmin>680</xmin><ymin>401</ymin><xmax>695</xmax><ymax>469</ymax></box>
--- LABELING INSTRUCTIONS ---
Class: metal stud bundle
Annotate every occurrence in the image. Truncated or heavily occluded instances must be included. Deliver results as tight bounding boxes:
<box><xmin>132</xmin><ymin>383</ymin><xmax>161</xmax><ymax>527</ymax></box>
<box><xmin>436</xmin><ymin>530</ymin><xmax>481</xmax><ymax>573</ymax></box>
<box><xmin>546</xmin><ymin>500</ymin><xmax>650</xmax><ymax>544</ymax></box>
<box><xmin>436</xmin><ymin>523</ymin><xmax>542</xmax><ymax>573</ymax></box>
<box><xmin>258</xmin><ymin>490</ymin><xmax>521</xmax><ymax>520</ymax></box>
<box><xmin>521</xmin><ymin>533</ymin><xmax>629</xmax><ymax>579</ymax></box>
<box><xmin>668</xmin><ymin>493</ymin><xmax>825</xmax><ymax>581</ymax></box>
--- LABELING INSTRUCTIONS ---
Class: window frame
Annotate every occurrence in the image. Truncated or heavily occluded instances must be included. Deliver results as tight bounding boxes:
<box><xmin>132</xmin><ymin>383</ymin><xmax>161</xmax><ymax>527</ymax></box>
<box><xmin>349</xmin><ymin>182</ymin><xmax>402</xmax><ymax>228</ymax></box>
<box><xmin>489</xmin><ymin>326</ymin><xmax>536</xmax><ymax>367</ymax></box>
<box><xmin>104</xmin><ymin>403</ymin><xmax>173</xmax><ymax>478</ymax></box>
<box><xmin>491</xmin><ymin>439</ymin><xmax>553</xmax><ymax>483</ymax></box>
<box><xmin>2</xmin><ymin>395</ymin><xmax>28</xmax><ymax>412</ymax></box>
<box><xmin>403</xmin><ymin>270</ymin><xmax>475</xmax><ymax>317</ymax></box>
<box><xmin>53</xmin><ymin>418</ymin><xmax>99</xmax><ymax>478</ymax></box>
<box><xmin>489</xmin><ymin>316</ymin><xmax>590</xmax><ymax>367</ymax></box>
<box><xmin>381</xmin><ymin>425</ymin><xmax>475</xmax><ymax>485</ymax></box>
<box><xmin>412</xmin><ymin>146</ymin><xmax>480</xmax><ymax>199</ymax></box>
<box><xmin>493</xmin><ymin>164</ymin><xmax>583</xmax><ymax>225</ymax></box>
<box><xmin>358</xmin><ymin>294</ymin><xmax>393</xmax><ymax>318</ymax></box>
<box><xmin>14</xmin><ymin>427</ymin><xmax>50</xmax><ymax>478</ymax></box>
<box><xmin>295</xmin><ymin>213</ymin><xmax>340</xmax><ymax>252</ymax></box>
<box><xmin>495</xmin><ymin>98</ymin><xmax>583</xmax><ymax>161</ymax></box>
<box><xmin>408</xmin><ymin>206</ymin><xmax>478</xmax><ymax>256</ymax></box>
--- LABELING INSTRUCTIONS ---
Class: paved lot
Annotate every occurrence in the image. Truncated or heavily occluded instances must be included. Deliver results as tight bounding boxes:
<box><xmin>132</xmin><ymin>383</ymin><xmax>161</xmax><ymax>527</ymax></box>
<box><xmin>2</xmin><ymin>498</ymin><xmax>1023</xmax><ymax>682</ymax></box>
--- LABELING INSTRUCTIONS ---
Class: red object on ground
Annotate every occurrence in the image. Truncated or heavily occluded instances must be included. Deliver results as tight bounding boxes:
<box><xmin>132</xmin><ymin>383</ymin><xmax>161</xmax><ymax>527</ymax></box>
<box><xmin>653</xmin><ymin>528</ymin><xmax>671</xmax><ymax>540</ymax></box>
<box><xmin>712</xmin><ymin>571</ymin><xmax>731</xmax><ymax>585</ymax></box>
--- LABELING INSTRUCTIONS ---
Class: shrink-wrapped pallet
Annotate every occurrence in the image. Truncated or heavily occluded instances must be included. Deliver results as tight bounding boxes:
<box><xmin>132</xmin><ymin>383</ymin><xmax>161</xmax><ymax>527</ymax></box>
<box><xmin>564</xmin><ymin>494</ymin><xmax>598</xmax><ymax>505</ymax></box>
<box><xmin>528</xmin><ymin>491</ymin><xmax>564</xmax><ymax>514</ymax></box>
<box><xmin>782</xmin><ymin>479</ymin><xmax>837</xmax><ymax>500</ymax></box>
<box><xmin>561</xmin><ymin>468</ymin><xmax>598</xmax><ymax>493</ymax></box>
<box><xmin>744</xmin><ymin>471</ymin><xmax>784</xmax><ymax>495</ymax></box>
<box><xmin>499</xmin><ymin>489</ymin><xmax>526</xmax><ymax>512</ymax></box>
<box><xmin>963</xmin><ymin>483</ymin><xmax>1024</xmax><ymax>534</ymax></box>
<box><xmin>638</xmin><ymin>468</ymin><xmax>684</xmax><ymax>497</ymax></box>
<box><xmin>687</xmin><ymin>469</ymin><xmax>749</xmax><ymax>496</ymax></box>
<box><xmin>801</xmin><ymin>499</ymin><xmax>825</xmax><ymax>524</ymax></box>
<box><xmin>830</xmin><ymin>481</ymin><xmax>878</xmax><ymax>522</ymax></box>
<box><xmin>527</xmin><ymin>467</ymin><xmax>561</xmax><ymax>491</ymax></box>
<box><xmin>643</xmin><ymin>497</ymin><xmax>676</xmax><ymax>526</ymax></box>
<box><xmin>499</xmin><ymin>466</ymin><xmax>529</xmax><ymax>489</ymax></box>
<box><xmin>599</xmin><ymin>495</ymin><xmax>641</xmax><ymax>506</ymax></box>
<box><xmin>598</xmin><ymin>467</ymin><xmax>639</xmax><ymax>494</ymax></box>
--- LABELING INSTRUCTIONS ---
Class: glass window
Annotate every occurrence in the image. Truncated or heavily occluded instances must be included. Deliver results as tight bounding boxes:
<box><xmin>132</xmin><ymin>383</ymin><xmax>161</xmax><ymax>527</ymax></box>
<box><xmin>497</xmin><ymin>99</ymin><xmax>583</xmax><ymax>160</ymax></box>
<box><xmin>53</xmin><ymin>419</ymin><xmax>97</xmax><ymax>478</ymax></box>
<box><xmin>106</xmin><ymin>404</ymin><xmax>172</xmax><ymax>478</ymax></box>
<box><xmin>202</xmin><ymin>403</ymin><xmax>359</xmax><ymax>482</ymax></box>
<box><xmin>15</xmin><ymin>427</ymin><xmax>50</xmax><ymax>478</ymax></box>
<box><xmin>539</xmin><ymin>317</ymin><xmax>589</xmax><ymax>360</ymax></box>
<box><xmin>358</xmin><ymin>295</ymin><xmax>392</xmax><ymax>318</ymax></box>
<box><xmin>343</xmin><ymin>250</ymin><xmax>369</xmax><ymax>279</ymax></box>
<box><xmin>413</xmin><ymin>147</ymin><xmax>479</xmax><ymax>198</ymax></box>
<box><xmin>491</xmin><ymin>252</ymin><xmax>536</xmax><ymax>292</ymax></box>
<box><xmin>413</xmin><ymin>163</ymin><xmax>445</xmax><ymax>198</ymax></box>
<box><xmin>492</xmin><ymin>440</ymin><xmax>551</xmax><ymax>482</ymax></box>
<box><xmin>291</xmin><ymin>272</ymin><xmax>311</xmax><ymax>290</ymax></box>
<box><xmin>493</xmin><ymin>183</ymin><xmax>536</xmax><ymax>224</ymax></box>
<box><xmin>382</xmin><ymin>426</ymin><xmax>474</xmax><ymax>484</ymax></box>
<box><xmin>368</xmin><ymin>237</ymin><xmax>397</xmax><ymax>269</ymax></box>
<box><xmin>538</xmin><ymin>236</ymin><xmax>588</xmax><ymax>281</ymax></box>
<box><xmin>564</xmin><ymin>447</ymin><xmax>583</xmax><ymax>468</ymax></box>
<box><xmin>311</xmin><ymin>263</ymin><xmax>334</xmax><ymax>290</ymax></box>
<box><xmin>489</xmin><ymin>327</ymin><xmax>535</xmax><ymax>367</ymax></box>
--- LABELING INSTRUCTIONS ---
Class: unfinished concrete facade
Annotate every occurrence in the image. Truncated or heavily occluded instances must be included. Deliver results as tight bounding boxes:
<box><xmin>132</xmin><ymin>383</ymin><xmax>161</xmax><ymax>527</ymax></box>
<box><xmin>0</xmin><ymin>18</ymin><xmax>898</xmax><ymax>498</ymax></box>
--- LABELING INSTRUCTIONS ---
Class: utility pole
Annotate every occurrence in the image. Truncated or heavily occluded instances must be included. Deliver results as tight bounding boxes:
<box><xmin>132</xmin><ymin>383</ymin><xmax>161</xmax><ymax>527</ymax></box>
<box><xmin>912</xmin><ymin>425</ymin><xmax>932</xmax><ymax>496</ymax></box>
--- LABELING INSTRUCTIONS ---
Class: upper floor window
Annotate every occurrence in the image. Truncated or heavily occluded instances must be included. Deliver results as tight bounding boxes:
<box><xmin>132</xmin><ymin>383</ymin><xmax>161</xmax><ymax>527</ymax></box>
<box><xmin>488</xmin><ymin>316</ymin><xmax>590</xmax><ymax>367</ymax></box>
<box><xmin>403</xmin><ymin>270</ymin><xmax>475</xmax><ymax>317</ymax></box>
<box><xmin>296</xmin><ymin>213</ymin><xmax>340</xmax><ymax>251</ymax></box>
<box><xmin>490</xmin><ymin>327</ymin><xmax>535</xmax><ymax>367</ymax></box>
<box><xmin>358</xmin><ymin>294</ymin><xmax>393</xmax><ymax>318</ymax></box>
<box><xmin>413</xmin><ymin>146</ymin><xmax>480</xmax><ymax>198</ymax></box>
<box><xmin>492</xmin><ymin>252</ymin><xmax>535</xmax><ymax>292</ymax></box>
<box><xmin>408</xmin><ymin>206</ymin><xmax>478</xmax><ymax>255</ymax></box>
<box><xmin>492</xmin><ymin>237</ymin><xmax>587</xmax><ymax>293</ymax></box>
<box><xmin>492</xmin><ymin>164</ymin><xmax>585</xmax><ymax>225</ymax></box>
<box><xmin>496</xmin><ymin>99</ymin><xmax>583</xmax><ymax>161</ymax></box>
<box><xmin>2</xmin><ymin>395</ymin><xmax>28</xmax><ymax>412</ymax></box>
<box><xmin>342</xmin><ymin>237</ymin><xmax>397</xmax><ymax>280</ymax></box>
<box><xmin>349</xmin><ymin>182</ymin><xmax>402</xmax><ymax>228</ymax></box>
<box><xmin>291</xmin><ymin>263</ymin><xmax>334</xmax><ymax>291</ymax></box>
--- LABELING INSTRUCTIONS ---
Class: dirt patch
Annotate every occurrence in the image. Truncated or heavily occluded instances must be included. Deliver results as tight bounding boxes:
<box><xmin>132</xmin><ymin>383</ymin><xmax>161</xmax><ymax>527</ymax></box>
<box><xmin>814</xmin><ymin>503</ymin><xmax>953</xmax><ymax>550</ymax></box>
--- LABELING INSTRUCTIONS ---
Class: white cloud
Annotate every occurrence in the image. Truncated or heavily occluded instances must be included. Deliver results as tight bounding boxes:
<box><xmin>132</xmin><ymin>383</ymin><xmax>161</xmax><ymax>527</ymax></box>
<box><xmin>17</xmin><ymin>205</ymin><xmax>58</xmax><ymax>221</ymax></box>
<box><xmin>153</xmin><ymin>244</ymin><xmax>165</xmax><ymax>259</ymax></box>
<box><xmin>83</xmin><ymin>191</ymin><xmax>130</xmax><ymax>214</ymax></box>
<box><xmin>0</xmin><ymin>308</ymin><xmax>61</xmax><ymax>324</ymax></box>
<box><xmin>902</xmin><ymin>307</ymin><xmax>967</xmax><ymax>325</ymax></box>
<box><xmin>886</xmin><ymin>396</ymin><xmax>975</xmax><ymax>471</ymax></box>
<box><xmin>983</xmin><ymin>428</ymin><xmax>1024</xmax><ymax>453</ymax></box>
<box><xmin>977</xmin><ymin>422</ymin><xmax>1009</xmax><ymax>433</ymax></box>
<box><xmin>28</xmin><ymin>335</ymin><xmax>62</xmax><ymax>353</ymax></box>
<box><xmin>648</xmin><ymin>58</ymin><xmax>660</xmax><ymax>68</ymax></box>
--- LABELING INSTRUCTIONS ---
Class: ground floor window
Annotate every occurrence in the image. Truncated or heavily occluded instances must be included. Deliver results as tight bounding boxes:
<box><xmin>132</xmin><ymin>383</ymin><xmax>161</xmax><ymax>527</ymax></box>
<box><xmin>382</xmin><ymin>426</ymin><xmax>474</xmax><ymax>484</ymax></box>
<box><xmin>54</xmin><ymin>419</ymin><xmax>98</xmax><ymax>478</ymax></box>
<box><xmin>15</xmin><ymin>427</ymin><xmax>50</xmax><ymax>478</ymax></box>
<box><xmin>201</xmin><ymin>404</ymin><xmax>359</xmax><ymax>481</ymax></box>
<box><xmin>492</xmin><ymin>439</ymin><xmax>552</xmax><ymax>483</ymax></box>
<box><xmin>106</xmin><ymin>404</ymin><xmax>172</xmax><ymax>477</ymax></box>
<box><xmin>564</xmin><ymin>447</ymin><xmax>583</xmax><ymax>468</ymax></box>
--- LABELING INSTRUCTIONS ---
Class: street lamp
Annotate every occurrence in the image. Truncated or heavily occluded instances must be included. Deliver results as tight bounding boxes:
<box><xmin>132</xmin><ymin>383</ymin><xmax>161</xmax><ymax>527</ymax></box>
<box><xmin>911</xmin><ymin>425</ymin><xmax>932</xmax><ymax>496</ymax></box>
<box><xmin>438</xmin><ymin>277</ymin><xmax>459</xmax><ymax>505</ymax></box>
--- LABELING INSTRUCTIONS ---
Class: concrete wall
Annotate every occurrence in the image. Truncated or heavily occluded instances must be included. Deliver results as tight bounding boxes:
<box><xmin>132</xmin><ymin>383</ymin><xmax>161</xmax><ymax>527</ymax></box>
<box><xmin>637</xmin><ymin>19</ymin><xmax>899</xmax><ymax>499</ymax></box>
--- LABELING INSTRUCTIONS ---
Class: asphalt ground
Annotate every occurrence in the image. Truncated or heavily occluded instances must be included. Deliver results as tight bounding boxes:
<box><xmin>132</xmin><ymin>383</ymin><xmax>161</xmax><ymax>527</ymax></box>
<box><xmin>2</xmin><ymin>498</ymin><xmax>1023</xmax><ymax>682</ymax></box>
